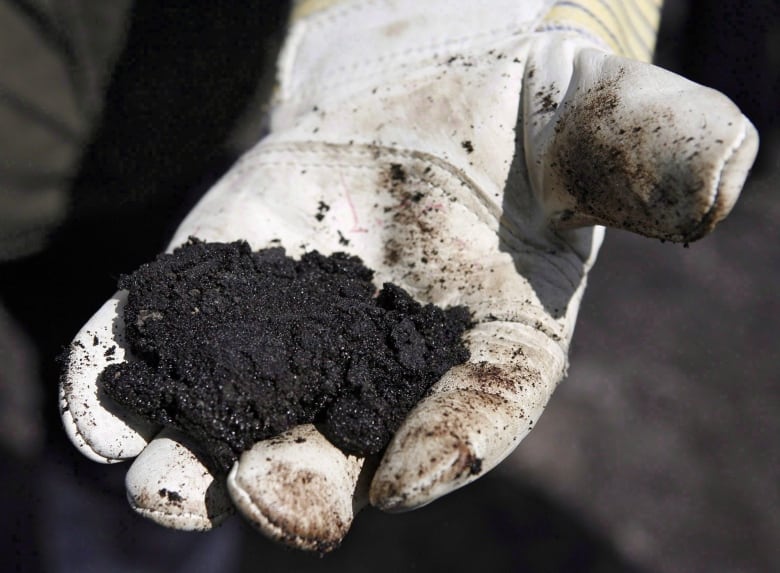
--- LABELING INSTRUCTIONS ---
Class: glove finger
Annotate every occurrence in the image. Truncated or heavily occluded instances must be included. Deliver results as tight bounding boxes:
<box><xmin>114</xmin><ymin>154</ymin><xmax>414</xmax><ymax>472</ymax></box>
<box><xmin>125</xmin><ymin>428</ymin><xmax>233</xmax><ymax>531</ymax></box>
<box><xmin>227</xmin><ymin>424</ymin><xmax>368</xmax><ymax>553</ymax></box>
<box><xmin>526</xmin><ymin>42</ymin><xmax>759</xmax><ymax>243</ymax></box>
<box><xmin>59</xmin><ymin>291</ymin><xmax>157</xmax><ymax>462</ymax></box>
<box><xmin>370</xmin><ymin>321</ymin><xmax>564</xmax><ymax>511</ymax></box>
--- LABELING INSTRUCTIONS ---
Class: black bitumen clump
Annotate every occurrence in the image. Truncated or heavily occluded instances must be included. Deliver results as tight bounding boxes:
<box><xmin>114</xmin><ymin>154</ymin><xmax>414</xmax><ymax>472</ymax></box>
<box><xmin>100</xmin><ymin>239</ymin><xmax>471</xmax><ymax>472</ymax></box>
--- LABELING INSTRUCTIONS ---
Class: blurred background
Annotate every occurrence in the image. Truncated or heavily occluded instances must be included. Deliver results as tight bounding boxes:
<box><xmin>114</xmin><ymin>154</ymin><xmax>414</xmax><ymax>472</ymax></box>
<box><xmin>0</xmin><ymin>1</ymin><xmax>777</xmax><ymax>572</ymax></box>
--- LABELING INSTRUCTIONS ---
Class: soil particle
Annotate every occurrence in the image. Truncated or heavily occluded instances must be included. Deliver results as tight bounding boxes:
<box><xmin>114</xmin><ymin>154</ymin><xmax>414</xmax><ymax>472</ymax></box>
<box><xmin>389</xmin><ymin>163</ymin><xmax>406</xmax><ymax>183</ymax></box>
<box><xmin>100</xmin><ymin>239</ymin><xmax>471</xmax><ymax>471</ymax></box>
<box><xmin>315</xmin><ymin>200</ymin><xmax>330</xmax><ymax>221</ymax></box>
<box><xmin>535</xmin><ymin>84</ymin><xmax>559</xmax><ymax>114</ymax></box>
<box><xmin>158</xmin><ymin>488</ymin><xmax>183</xmax><ymax>504</ymax></box>
<box><xmin>464</xmin><ymin>453</ymin><xmax>483</xmax><ymax>476</ymax></box>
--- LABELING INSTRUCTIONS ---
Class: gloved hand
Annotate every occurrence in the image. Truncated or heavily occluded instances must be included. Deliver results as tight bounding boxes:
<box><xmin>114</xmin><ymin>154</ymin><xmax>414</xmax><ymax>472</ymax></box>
<box><xmin>60</xmin><ymin>0</ymin><xmax>758</xmax><ymax>552</ymax></box>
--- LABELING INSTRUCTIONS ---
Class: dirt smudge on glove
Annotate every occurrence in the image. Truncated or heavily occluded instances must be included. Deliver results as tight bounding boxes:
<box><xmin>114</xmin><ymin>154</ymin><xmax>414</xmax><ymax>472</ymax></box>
<box><xmin>549</xmin><ymin>66</ymin><xmax>718</xmax><ymax>242</ymax></box>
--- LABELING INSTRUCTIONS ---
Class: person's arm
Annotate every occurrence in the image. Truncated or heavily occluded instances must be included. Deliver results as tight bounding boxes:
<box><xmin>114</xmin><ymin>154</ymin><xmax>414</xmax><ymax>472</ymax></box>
<box><xmin>60</xmin><ymin>0</ymin><xmax>757</xmax><ymax>552</ymax></box>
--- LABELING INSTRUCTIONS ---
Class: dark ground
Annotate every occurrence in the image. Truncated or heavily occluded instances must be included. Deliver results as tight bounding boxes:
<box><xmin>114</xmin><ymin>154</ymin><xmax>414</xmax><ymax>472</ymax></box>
<box><xmin>510</xmin><ymin>5</ymin><xmax>780</xmax><ymax>570</ymax></box>
<box><xmin>0</xmin><ymin>1</ymin><xmax>777</xmax><ymax>572</ymax></box>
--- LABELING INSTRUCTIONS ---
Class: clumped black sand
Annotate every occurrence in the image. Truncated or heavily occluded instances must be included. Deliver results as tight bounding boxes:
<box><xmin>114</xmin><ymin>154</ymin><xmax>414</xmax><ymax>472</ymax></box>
<box><xmin>101</xmin><ymin>239</ymin><xmax>471</xmax><ymax>471</ymax></box>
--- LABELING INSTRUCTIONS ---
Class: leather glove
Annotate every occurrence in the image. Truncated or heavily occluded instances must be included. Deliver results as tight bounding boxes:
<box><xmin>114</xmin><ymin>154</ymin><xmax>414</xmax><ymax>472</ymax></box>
<box><xmin>60</xmin><ymin>0</ymin><xmax>758</xmax><ymax>552</ymax></box>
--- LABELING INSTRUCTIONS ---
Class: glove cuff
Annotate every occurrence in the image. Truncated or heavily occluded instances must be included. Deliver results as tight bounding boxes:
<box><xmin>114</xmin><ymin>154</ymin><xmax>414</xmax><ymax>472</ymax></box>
<box><xmin>539</xmin><ymin>0</ymin><xmax>662</xmax><ymax>62</ymax></box>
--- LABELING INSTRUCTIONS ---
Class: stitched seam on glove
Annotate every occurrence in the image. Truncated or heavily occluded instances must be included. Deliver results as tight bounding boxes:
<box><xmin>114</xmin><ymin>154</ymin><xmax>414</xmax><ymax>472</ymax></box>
<box><xmin>533</xmin><ymin>23</ymin><xmax>611</xmax><ymax>52</ymax></box>
<box><xmin>226</xmin><ymin>141</ymin><xmax>585</xmax><ymax>346</ymax></box>
<box><xmin>281</xmin><ymin>32</ymin><xmax>530</xmax><ymax>102</ymax></box>
<box><xmin>244</xmin><ymin>140</ymin><xmax>591</xmax><ymax>271</ymax></box>
<box><xmin>279</xmin><ymin>4</ymin><xmax>554</xmax><ymax>101</ymax></box>
<box><xmin>228</xmin><ymin>479</ymin><xmax>343</xmax><ymax>552</ymax></box>
<box><xmin>685</xmin><ymin>120</ymin><xmax>750</xmax><ymax>242</ymax></box>
<box><xmin>59</xmin><ymin>400</ymin><xmax>113</xmax><ymax>462</ymax></box>
<box><xmin>128</xmin><ymin>499</ymin><xmax>233</xmax><ymax>530</ymax></box>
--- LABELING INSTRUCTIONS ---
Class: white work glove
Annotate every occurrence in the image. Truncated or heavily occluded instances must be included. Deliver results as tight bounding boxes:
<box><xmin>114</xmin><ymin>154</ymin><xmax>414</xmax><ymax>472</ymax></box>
<box><xmin>60</xmin><ymin>0</ymin><xmax>758</xmax><ymax>553</ymax></box>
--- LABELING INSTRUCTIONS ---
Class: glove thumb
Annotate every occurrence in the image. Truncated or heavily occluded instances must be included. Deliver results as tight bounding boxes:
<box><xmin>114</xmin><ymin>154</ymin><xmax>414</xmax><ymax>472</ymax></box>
<box><xmin>525</xmin><ymin>38</ymin><xmax>759</xmax><ymax>243</ymax></box>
